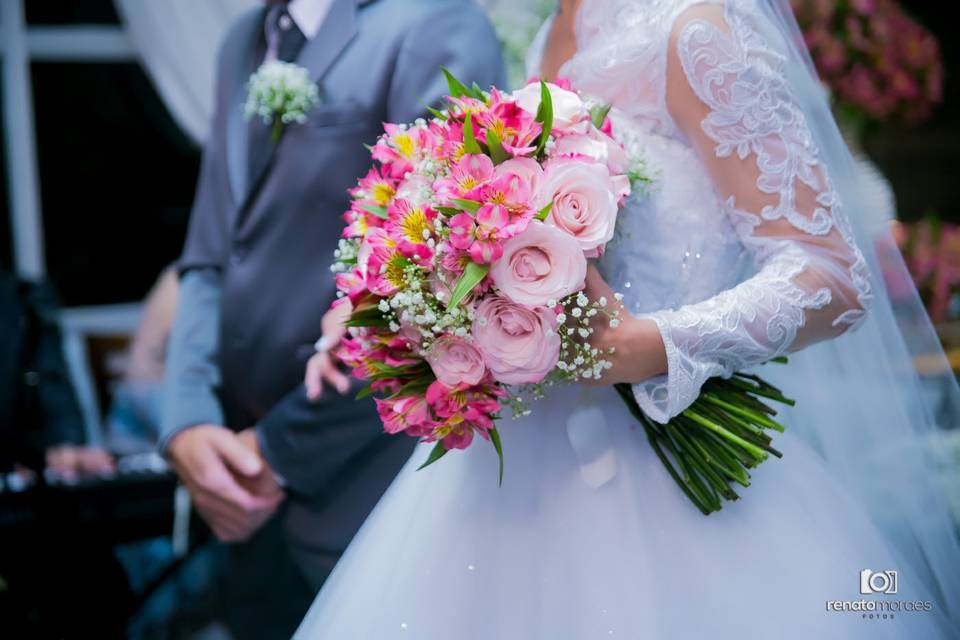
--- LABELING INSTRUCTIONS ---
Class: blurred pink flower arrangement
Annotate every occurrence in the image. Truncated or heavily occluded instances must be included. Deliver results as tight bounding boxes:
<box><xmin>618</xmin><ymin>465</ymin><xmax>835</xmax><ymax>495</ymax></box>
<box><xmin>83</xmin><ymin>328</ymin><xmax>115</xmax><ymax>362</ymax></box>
<box><xmin>792</xmin><ymin>0</ymin><xmax>944</xmax><ymax>126</ymax></box>
<box><xmin>894</xmin><ymin>219</ymin><xmax>960</xmax><ymax>323</ymax></box>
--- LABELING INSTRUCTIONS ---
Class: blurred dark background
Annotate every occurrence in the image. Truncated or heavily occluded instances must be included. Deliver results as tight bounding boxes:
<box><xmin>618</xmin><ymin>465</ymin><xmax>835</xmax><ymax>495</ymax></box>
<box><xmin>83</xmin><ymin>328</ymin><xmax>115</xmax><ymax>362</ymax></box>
<box><xmin>863</xmin><ymin>3</ymin><xmax>960</xmax><ymax>220</ymax></box>
<box><xmin>0</xmin><ymin>0</ymin><xmax>199</xmax><ymax>306</ymax></box>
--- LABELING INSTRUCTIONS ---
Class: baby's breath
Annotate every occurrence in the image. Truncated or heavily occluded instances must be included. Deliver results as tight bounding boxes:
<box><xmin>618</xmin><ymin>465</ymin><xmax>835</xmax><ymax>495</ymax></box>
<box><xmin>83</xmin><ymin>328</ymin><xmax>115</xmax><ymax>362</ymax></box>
<box><xmin>245</xmin><ymin>60</ymin><xmax>319</xmax><ymax>140</ymax></box>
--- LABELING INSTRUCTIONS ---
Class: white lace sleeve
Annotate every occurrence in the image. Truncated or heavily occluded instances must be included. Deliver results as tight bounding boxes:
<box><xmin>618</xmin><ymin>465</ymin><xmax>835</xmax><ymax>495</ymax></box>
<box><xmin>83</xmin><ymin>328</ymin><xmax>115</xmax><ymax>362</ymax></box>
<box><xmin>631</xmin><ymin>3</ymin><xmax>872</xmax><ymax>423</ymax></box>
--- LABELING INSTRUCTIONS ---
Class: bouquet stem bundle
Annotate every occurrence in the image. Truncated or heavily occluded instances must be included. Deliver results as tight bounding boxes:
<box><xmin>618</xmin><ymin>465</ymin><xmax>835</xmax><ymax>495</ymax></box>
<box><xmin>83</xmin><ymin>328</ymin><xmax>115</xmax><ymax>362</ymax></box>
<box><xmin>614</xmin><ymin>358</ymin><xmax>794</xmax><ymax>515</ymax></box>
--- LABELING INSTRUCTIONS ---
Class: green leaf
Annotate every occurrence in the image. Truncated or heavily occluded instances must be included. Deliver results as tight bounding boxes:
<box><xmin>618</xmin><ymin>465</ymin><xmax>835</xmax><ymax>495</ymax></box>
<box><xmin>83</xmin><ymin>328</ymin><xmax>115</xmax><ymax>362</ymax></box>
<box><xmin>471</xmin><ymin>82</ymin><xmax>486</xmax><ymax>100</ymax></box>
<box><xmin>536</xmin><ymin>200</ymin><xmax>553</xmax><ymax>222</ymax></box>
<box><xmin>462</xmin><ymin>113</ymin><xmax>483</xmax><ymax>155</ymax></box>
<box><xmin>424</xmin><ymin>104</ymin><xmax>449</xmax><ymax>121</ymax></box>
<box><xmin>489</xmin><ymin>427</ymin><xmax>504</xmax><ymax>486</ymax></box>
<box><xmin>451</xmin><ymin>198</ymin><xmax>481</xmax><ymax>213</ymax></box>
<box><xmin>435</xmin><ymin>206</ymin><xmax>461</xmax><ymax>217</ymax></box>
<box><xmin>344</xmin><ymin>316</ymin><xmax>388</xmax><ymax>329</ymax></box>
<box><xmin>345</xmin><ymin>305</ymin><xmax>389</xmax><ymax>328</ymax></box>
<box><xmin>441</xmin><ymin>67</ymin><xmax>471</xmax><ymax>99</ymax></box>
<box><xmin>485</xmin><ymin>129</ymin><xmax>509</xmax><ymax>165</ymax></box>
<box><xmin>446</xmin><ymin>261</ymin><xmax>490</xmax><ymax>309</ymax></box>
<box><xmin>388</xmin><ymin>379</ymin><xmax>434</xmax><ymax>400</ymax></box>
<box><xmin>534</xmin><ymin>80</ymin><xmax>553</xmax><ymax>157</ymax></box>
<box><xmin>416</xmin><ymin>441</ymin><xmax>449</xmax><ymax>471</ymax></box>
<box><xmin>360</xmin><ymin>204</ymin><xmax>389</xmax><ymax>220</ymax></box>
<box><xmin>355</xmin><ymin>384</ymin><xmax>373</xmax><ymax>400</ymax></box>
<box><xmin>590</xmin><ymin>103</ymin><xmax>612</xmax><ymax>129</ymax></box>
<box><xmin>365</xmin><ymin>361</ymin><xmax>428</xmax><ymax>379</ymax></box>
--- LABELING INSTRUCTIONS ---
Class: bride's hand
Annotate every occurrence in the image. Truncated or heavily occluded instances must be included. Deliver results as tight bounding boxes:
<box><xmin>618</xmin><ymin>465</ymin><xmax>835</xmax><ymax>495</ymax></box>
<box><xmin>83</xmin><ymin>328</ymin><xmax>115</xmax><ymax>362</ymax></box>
<box><xmin>580</xmin><ymin>265</ymin><xmax>668</xmax><ymax>386</ymax></box>
<box><xmin>304</xmin><ymin>301</ymin><xmax>353</xmax><ymax>400</ymax></box>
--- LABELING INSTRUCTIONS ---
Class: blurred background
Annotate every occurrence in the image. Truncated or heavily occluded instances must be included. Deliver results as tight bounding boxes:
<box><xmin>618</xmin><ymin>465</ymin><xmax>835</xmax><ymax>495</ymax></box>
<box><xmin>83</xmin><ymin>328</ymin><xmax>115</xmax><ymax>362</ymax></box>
<box><xmin>0</xmin><ymin>0</ymin><xmax>958</xmax><ymax>638</ymax></box>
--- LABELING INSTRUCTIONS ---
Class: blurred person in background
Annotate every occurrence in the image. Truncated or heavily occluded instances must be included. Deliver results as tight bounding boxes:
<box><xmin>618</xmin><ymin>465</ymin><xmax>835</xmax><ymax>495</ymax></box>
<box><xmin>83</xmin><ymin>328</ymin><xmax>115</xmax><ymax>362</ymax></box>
<box><xmin>160</xmin><ymin>0</ymin><xmax>505</xmax><ymax>638</ymax></box>
<box><xmin>107</xmin><ymin>265</ymin><xmax>179</xmax><ymax>453</ymax></box>
<box><xmin>0</xmin><ymin>268</ymin><xmax>131</xmax><ymax>638</ymax></box>
<box><xmin>0</xmin><ymin>269</ymin><xmax>113</xmax><ymax>479</ymax></box>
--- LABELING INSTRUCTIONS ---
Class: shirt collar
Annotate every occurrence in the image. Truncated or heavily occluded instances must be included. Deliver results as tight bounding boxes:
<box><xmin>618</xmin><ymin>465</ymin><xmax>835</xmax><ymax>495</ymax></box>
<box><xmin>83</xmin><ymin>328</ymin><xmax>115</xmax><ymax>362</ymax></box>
<box><xmin>287</xmin><ymin>0</ymin><xmax>334</xmax><ymax>40</ymax></box>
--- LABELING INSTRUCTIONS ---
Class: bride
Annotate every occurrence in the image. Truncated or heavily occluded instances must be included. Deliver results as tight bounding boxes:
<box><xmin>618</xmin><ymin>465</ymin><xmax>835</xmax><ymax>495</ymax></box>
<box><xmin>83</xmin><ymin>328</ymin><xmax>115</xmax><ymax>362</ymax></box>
<box><xmin>295</xmin><ymin>1</ymin><xmax>960</xmax><ymax>637</ymax></box>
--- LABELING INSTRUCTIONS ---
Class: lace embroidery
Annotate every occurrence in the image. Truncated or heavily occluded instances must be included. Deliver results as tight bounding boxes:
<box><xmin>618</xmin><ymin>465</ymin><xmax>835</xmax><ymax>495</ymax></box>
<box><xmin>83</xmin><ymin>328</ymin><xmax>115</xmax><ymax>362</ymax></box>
<box><xmin>677</xmin><ymin>7</ymin><xmax>872</xmax><ymax>320</ymax></box>
<box><xmin>556</xmin><ymin>1</ymin><xmax>873</xmax><ymax>421</ymax></box>
<box><xmin>635</xmin><ymin>241</ymin><xmax>831</xmax><ymax>423</ymax></box>
<box><xmin>633</xmin><ymin>2</ymin><xmax>873</xmax><ymax>422</ymax></box>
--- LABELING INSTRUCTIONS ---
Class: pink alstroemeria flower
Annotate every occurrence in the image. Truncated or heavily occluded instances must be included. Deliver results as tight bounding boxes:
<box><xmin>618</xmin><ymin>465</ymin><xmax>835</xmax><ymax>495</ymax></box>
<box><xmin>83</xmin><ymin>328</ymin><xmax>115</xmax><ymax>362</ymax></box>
<box><xmin>479</xmin><ymin>172</ymin><xmax>536</xmax><ymax>224</ymax></box>
<box><xmin>349</xmin><ymin>166</ymin><xmax>398</xmax><ymax>208</ymax></box>
<box><xmin>435</xmin><ymin>154</ymin><xmax>494</xmax><ymax>201</ymax></box>
<box><xmin>342</xmin><ymin>201</ymin><xmax>385</xmax><ymax>239</ymax></box>
<box><xmin>385</xmin><ymin>198</ymin><xmax>438</xmax><ymax>266</ymax></box>
<box><xmin>372</xmin><ymin>123</ymin><xmax>435</xmax><ymax>178</ymax></box>
<box><xmin>359</xmin><ymin>227</ymin><xmax>409</xmax><ymax>296</ymax></box>
<box><xmin>424</xmin><ymin>381</ymin><xmax>504</xmax><ymax>449</ymax></box>
<box><xmin>448</xmin><ymin>204</ymin><xmax>514</xmax><ymax>263</ymax></box>
<box><xmin>474</xmin><ymin>90</ymin><xmax>542</xmax><ymax>156</ymax></box>
<box><xmin>334</xmin><ymin>267</ymin><xmax>367</xmax><ymax>305</ymax></box>
<box><xmin>376</xmin><ymin>395</ymin><xmax>435</xmax><ymax>437</ymax></box>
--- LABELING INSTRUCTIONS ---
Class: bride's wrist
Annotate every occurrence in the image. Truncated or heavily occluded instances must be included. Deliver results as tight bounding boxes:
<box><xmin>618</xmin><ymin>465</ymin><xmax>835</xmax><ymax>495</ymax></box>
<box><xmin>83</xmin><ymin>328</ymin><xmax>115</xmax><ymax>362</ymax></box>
<box><xmin>612</xmin><ymin>317</ymin><xmax>668</xmax><ymax>384</ymax></box>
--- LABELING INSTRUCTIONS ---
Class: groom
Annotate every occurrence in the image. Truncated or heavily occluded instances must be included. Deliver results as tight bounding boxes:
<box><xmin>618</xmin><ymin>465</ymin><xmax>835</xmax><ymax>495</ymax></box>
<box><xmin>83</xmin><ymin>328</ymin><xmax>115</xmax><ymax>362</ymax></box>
<box><xmin>161</xmin><ymin>0</ymin><xmax>504</xmax><ymax>637</ymax></box>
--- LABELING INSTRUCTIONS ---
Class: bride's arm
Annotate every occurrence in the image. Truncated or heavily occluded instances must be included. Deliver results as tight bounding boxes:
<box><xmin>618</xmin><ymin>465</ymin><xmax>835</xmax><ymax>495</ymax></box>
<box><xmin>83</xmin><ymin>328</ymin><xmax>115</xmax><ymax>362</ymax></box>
<box><xmin>605</xmin><ymin>4</ymin><xmax>872</xmax><ymax>423</ymax></box>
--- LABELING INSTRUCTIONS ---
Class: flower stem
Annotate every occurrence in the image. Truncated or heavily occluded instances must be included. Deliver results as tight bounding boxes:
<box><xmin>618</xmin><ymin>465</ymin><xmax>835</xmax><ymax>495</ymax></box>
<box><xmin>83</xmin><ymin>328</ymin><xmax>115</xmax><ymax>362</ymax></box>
<box><xmin>681</xmin><ymin>409</ymin><xmax>769</xmax><ymax>462</ymax></box>
<box><xmin>271</xmin><ymin>118</ymin><xmax>283</xmax><ymax>143</ymax></box>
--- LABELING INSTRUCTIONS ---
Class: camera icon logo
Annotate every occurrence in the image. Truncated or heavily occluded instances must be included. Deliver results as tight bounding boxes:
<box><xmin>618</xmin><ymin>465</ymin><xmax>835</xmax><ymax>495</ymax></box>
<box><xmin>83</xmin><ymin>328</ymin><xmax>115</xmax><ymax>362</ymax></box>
<box><xmin>860</xmin><ymin>569</ymin><xmax>898</xmax><ymax>595</ymax></box>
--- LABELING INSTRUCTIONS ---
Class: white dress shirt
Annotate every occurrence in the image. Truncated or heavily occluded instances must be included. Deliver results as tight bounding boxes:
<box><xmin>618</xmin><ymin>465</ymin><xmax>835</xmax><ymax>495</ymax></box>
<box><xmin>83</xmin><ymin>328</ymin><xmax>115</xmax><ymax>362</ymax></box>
<box><xmin>287</xmin><ymin>0</ymin><xmax>335</xmax><ymax>40</ymax></box>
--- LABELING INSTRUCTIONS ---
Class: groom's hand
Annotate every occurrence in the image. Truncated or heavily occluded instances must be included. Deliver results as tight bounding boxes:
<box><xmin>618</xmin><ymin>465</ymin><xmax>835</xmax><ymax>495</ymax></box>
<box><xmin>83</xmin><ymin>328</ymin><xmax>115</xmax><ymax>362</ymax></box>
<box><xmin>168</xmin><ymin>424</ymin><xmax>284</xmax><ymax>542</ymax></box>
<box><xmin>236</xmin><ymin>428</ymin><xmax>284</xmax><ymax>498</ymax></box>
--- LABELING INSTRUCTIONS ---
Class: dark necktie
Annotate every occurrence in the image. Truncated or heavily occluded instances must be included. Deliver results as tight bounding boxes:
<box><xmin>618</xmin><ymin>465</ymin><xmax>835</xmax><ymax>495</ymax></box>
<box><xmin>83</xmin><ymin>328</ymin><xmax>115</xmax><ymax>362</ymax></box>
<box><xmin>246</xmin><ymin>5</ymin><xmax>308</xmax><ymax>192</ymax></box>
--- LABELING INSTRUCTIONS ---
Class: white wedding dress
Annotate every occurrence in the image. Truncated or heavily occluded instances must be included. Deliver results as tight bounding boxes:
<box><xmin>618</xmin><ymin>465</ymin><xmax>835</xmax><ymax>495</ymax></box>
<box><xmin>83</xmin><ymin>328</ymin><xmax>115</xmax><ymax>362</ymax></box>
<box><xmin>295</xmin><ymin>1</ymin><xmax>960</xmax><ymax>638</ymax></box>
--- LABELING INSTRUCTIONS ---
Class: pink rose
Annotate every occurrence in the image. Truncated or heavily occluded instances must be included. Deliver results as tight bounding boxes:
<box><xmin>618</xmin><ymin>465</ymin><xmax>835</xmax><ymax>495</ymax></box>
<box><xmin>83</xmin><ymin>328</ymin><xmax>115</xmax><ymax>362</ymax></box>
<box><xmin>552</xmin><ymin>128</ymin><xmax>630</xmax><ymax>175</ymax></box>
<box><xmin>541</xmin><ymin>159</ymin><xmax>621</xmax><ymax>257</ymax></box>
<box><xmin>472</xmin><ymin>295</ymin><xmax>559</xmax><ymax>384</ymax></box>
<box><xmin>426</xmin><ymin>335</ymin><xmax>487</xmax><ymax>387</ymax></box>
<box><xmin>490</xmin><ymin>220</ymin><xmax>587</xmax><ymax>307</ymax></box>
<box><xmin>512</xmin><ymin>81</ymin><xmax>588</xmax><ymax>132</ymax></box>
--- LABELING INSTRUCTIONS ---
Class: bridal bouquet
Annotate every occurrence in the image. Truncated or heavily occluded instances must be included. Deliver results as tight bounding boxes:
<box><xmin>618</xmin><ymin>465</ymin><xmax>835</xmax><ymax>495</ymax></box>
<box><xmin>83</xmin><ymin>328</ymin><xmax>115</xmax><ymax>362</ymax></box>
<box><xmin>328</xmin><ymin>71</ymin><xmax>794</xmax><ymax>514</ymax></box>
<box><xmin>329</xmin><ymin>73</ymin><xmax>632</xmax><ymax>479</ymax></box>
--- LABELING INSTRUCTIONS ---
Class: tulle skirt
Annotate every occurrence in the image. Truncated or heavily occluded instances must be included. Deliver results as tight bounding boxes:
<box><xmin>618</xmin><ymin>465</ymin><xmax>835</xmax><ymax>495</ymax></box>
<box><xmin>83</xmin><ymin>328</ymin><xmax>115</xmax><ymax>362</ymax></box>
<box><xmin>294</xmin><ymin>385</ymin><xmax>951</xmax><ymax>639</ymax></box>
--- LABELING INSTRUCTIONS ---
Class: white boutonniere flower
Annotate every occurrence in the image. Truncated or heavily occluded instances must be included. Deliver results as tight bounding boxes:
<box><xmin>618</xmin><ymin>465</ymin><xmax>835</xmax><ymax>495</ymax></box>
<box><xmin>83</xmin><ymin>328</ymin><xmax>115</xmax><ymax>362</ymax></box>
<box><xmin>244</xmin><ymin>60</ymin><xmax>319</xmax><ymax>143</ymax></box>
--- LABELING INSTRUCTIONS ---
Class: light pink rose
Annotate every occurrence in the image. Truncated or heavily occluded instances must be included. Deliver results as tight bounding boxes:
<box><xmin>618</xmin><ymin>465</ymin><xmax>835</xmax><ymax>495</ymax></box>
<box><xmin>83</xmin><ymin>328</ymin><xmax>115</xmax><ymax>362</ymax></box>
<box><xmin>494</xmin><ymin>157</ymin><xmax>546</xmax><ymax>208</ymax></box>
<box><xmin>541</xmin><ymin>158</ymin><xmax>621</xmax><ymax>257</ymax></box>
<box><xmin>472</xmin><ymin>295</ymin><xmax>559</xmax><ymax>384</ymax></box>
<box><xmin>512</xmin><ymin>82</ymin><xmax>588</xmax><ymax>132</ymax></box>
<box><xmin>490</xmin><ymin>220</ymin><xmax>587</xmax><ymax>307</ymax></box>
<box><xmin>552</xmin><ymin>128</ymin><xmax>630</xmax><ymax>175</ymax></box>
<box><xmin>426</xmin><ymin>335</ymin><xmax>487</xmax><ymax>387</ymax></box>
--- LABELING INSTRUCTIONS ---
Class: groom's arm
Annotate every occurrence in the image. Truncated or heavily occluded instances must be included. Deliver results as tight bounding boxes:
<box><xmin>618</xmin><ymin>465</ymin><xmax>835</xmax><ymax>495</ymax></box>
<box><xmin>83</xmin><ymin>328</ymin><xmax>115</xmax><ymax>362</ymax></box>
<box><xmin>159</xmin><ymin>268</ymin><xmax>225</xmax><ymax>450</ymax></box>
<box><xmin>253</xmin><ymin>3</ymin><xmax>506</xmax><ymax>497</ymax></box>
<box><xmin>255</xmin><ymin>385</ymin><xmax>386</xmax><ymax>497</ymax></box>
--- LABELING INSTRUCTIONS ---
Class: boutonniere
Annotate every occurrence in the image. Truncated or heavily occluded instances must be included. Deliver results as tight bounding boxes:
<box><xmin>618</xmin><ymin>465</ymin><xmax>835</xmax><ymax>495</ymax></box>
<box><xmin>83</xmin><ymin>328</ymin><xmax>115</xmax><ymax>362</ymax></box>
<box><xmin>244</xmin><ymin>60</ymin><xmax>319</xmax><ymax>143</ymax></box>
